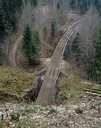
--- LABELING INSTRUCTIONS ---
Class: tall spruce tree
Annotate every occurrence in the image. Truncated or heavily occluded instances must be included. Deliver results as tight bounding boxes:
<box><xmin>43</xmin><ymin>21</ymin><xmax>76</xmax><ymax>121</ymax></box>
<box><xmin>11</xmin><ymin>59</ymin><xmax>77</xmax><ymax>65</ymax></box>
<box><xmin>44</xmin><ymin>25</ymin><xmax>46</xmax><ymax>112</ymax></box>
<box><xmin>23</xmin><ymin>25</ymin><xmax>33</xmax><ymax>60</ymax></box>
<box><xmin>86</xmin><ymin>28</ymin><xmax>101</xmax><ymax>83</ymax></box>
<box><xmin>32</xmin><ymin>31</ymin><xmax>40</xmax><ymax>58</ymax></box>
<box><xmin>31</xmin><ymin>0</ymin><xmax>38</xmax><ymax>7</ymax></box>
<box><xmin>0</xmin><ymin>0</ymin><xmax>22</xmax><ymax>40</ymax></box>
<box><xmin>94</xmin><ymin>28</ymin><xmax>101</xmax><ymax>82</ymax></box>
<box><xmin>71</xmin><ymin>33</ymin><xmax>82</xmax><ymax>65</ymax></box>
<box><xmin>23</xmin><ymin>25</ymin><xmax>40</xmax><ymax>63</ymax></box>
<box><xmin>0</xmin><ymin>13</ymin><xmax>6</xmax><ymax>40</ymax></box>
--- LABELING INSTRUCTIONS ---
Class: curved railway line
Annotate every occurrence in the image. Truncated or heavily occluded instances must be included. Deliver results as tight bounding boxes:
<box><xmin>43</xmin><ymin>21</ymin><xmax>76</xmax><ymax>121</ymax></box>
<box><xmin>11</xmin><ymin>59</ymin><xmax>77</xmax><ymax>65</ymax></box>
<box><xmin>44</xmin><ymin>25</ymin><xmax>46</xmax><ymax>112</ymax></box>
<box><xmin>36</xmin><ymin>19</ymin><xmax>82</xmax><ymax>105</ymax></box>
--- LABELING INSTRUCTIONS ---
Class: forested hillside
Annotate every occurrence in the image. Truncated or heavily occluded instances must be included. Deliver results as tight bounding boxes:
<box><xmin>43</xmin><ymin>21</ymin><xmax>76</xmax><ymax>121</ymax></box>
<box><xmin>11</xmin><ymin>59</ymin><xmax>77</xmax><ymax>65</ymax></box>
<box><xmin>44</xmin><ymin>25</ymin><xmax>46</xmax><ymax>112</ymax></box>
<box><xmin>0</xmin><ymin>1</ymin><xmax>101</xmax><ymax>127</ymax></box>
<box><xmin>0</xmin><ymin>0</ymin><xmax>101</xmax><ymax>82</ymax></box>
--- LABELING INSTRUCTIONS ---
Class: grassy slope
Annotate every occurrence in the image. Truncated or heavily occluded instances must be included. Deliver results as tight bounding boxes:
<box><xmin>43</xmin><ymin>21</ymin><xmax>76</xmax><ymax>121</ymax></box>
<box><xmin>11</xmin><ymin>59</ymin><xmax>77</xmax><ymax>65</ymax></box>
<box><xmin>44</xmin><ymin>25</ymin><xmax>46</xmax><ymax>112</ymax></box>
<box><xmin>0</xmin><ymin>66</ymin><xmax>35</xmax><ymax>101</ymax></box>
<box><xmin>57</xmin><ymin>74</ymin><xmax>101</xmax><ymax>104</ymax></box>
<box><xmin>0</xmin><ymin>65</ymin><xmax>100</xmax><ymax>103</ymax></box>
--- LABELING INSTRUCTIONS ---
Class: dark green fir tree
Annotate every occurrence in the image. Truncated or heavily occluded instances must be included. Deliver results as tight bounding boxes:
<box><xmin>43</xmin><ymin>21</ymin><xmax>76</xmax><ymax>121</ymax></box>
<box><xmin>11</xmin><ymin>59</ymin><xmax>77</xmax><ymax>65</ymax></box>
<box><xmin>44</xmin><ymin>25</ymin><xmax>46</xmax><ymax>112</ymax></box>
<box><xmin>23</xmin><ymin>24</ymin><xmax>40</xmax><ymax>63</ymax></box>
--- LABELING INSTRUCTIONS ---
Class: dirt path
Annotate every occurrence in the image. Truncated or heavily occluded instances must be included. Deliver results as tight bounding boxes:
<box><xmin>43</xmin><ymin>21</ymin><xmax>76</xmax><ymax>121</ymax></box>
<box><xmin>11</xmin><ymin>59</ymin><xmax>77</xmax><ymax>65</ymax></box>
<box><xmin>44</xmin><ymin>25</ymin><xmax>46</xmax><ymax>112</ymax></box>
<box><xmin>9</xmin><ymin>35</ymin><xmax>23</xmax><ymax>67</ymax></box>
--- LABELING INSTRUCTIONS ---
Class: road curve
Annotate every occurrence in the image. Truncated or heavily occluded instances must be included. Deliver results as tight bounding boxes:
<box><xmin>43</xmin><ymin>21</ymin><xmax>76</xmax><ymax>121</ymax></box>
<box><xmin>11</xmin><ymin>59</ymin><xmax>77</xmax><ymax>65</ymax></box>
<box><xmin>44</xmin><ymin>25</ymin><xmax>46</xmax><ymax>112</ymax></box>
<box><xmin>36</xmin><ymin>19</ymin><xmax>81</xmax><ymax>105</ymax></box>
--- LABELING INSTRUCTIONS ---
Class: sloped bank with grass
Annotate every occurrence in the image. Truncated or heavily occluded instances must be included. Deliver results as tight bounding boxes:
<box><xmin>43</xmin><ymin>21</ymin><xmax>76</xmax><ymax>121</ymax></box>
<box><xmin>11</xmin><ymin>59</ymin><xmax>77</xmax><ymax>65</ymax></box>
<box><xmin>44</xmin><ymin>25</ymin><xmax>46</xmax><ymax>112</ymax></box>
<box><xmin>57</xmin><ymin>74</ymin><xmax>101</xmax><ymax>104</ymax></box>
<box><xmin>0</xmin><ymin>66</ymin><xmax>35</xmax><ymax>102</ymax></box>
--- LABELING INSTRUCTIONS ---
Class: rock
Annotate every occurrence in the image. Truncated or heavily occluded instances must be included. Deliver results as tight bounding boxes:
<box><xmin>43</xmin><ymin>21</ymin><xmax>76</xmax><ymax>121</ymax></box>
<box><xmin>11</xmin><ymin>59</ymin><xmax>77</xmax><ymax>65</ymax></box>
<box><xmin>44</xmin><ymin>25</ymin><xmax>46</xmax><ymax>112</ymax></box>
<box><xmin>10</xmin><ymin>112</ymin><xmax>20</xmax><ymax>121</ymax></box>
<box><xmin>0</xmin><ymin>111</ymin><xmax>4</xmax><ymax>120</ymax></box>
<box><xmin>75</xmin><ymin>107</ymin><xmax>83</xmax><ymax>114</ymax></box>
